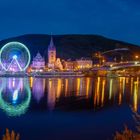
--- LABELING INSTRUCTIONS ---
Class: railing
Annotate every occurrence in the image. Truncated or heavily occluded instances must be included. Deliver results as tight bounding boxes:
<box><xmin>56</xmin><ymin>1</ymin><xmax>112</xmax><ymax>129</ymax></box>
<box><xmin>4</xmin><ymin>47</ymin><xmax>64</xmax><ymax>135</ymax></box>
<box><xmin>92</xmin><ymin>61</ymin><xmax>140</xmax><ymax>71</ymax></box>
<box><xmin>101</xmin><ymin>48</ymin><xmax>129</xmax><ymax>55</ymax></box>
<box><xmin>107</xmin><ymin>61</ymin><xmax>140</xmax><ymax>70</ymax></box>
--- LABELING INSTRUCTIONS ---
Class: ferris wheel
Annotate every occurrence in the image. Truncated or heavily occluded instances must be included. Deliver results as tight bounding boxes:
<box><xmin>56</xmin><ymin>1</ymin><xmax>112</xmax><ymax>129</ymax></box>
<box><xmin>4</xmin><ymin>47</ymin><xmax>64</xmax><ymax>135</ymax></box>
<box><xmin>0</xmin><ymin>42</ymin><xmax>31</xmax><ymax>72</ymax></box>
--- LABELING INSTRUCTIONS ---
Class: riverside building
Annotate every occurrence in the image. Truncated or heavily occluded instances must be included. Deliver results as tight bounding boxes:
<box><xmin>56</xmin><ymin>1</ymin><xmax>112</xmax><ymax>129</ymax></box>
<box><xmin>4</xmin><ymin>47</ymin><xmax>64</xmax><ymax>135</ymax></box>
<box><xmin>31</xmin><ymin>52</ymin><xmax>45</xmax><ymax>72</ymax></box>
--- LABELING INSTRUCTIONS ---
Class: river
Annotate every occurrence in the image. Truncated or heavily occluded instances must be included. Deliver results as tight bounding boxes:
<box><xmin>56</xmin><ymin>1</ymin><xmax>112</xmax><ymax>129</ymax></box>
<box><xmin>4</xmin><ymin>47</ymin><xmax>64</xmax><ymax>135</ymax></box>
<box><xmin>0</xmin><ymin>77</ymin><xmax>138</xmax><ymax>140</ymax></box>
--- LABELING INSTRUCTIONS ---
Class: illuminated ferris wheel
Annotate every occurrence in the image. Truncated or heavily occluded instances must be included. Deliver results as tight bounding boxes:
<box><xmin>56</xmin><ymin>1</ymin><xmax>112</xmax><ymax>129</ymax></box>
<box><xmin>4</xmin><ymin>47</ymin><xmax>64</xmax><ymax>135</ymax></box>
<box><xmin>0</xmin><ymin>42</ymin><xmax>31</xmax><ymax>72</ymax></box>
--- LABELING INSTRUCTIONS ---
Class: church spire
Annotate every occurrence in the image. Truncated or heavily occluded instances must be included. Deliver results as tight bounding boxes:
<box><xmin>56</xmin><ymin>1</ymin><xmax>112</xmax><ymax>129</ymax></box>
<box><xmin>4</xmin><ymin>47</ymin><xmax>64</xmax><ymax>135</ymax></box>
<box><xmin>50</xmin><ymin>36</ymin><xmax>54</xmax><ymax>47</ymax></box>
<box><xmin>48</xmin><ymin>34</ymin><xmax>56</xmax><ymax>68</ymax></box>
<box><xmin>48</xmin><ymin>35</ymin><xmax>56</xmax><ymax>51</ymax></box>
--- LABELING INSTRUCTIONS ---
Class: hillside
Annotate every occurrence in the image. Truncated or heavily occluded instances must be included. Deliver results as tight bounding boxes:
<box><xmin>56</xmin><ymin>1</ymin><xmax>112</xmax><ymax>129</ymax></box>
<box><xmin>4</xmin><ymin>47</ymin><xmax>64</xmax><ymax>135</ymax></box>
<box><xmin>0</xmin><ymin>34</ymin><xmax>139</xmax><ymax>60</ymax></box>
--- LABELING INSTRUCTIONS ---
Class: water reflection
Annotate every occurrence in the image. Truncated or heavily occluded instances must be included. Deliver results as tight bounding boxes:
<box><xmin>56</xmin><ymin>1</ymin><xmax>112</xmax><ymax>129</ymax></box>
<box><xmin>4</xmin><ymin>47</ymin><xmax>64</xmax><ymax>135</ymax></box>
<box><xmin>32</xmin><ymin>78</ymin><xmax>45</xmax><ymax>102</ymax></box>
<box><xmin>47</xmin><ymin>79</ymin><xmax>56</xmax><ymax>110</ymax></box>
<box><xmin>0</xmin><ymin>78</ymin><xmax>31</xmax><ymax>117</ymax></box>
<box><xmin>1</xmin><ymin>76</ymin><xmax>140</xmax><ymax>117</ymax></box>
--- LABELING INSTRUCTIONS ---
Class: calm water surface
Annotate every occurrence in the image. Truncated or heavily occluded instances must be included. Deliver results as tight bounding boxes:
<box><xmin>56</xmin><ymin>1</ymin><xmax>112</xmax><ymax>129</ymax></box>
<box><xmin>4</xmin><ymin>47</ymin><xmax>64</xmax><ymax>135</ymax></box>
<box><xmin>0</xmin><ymin>77</ymin><xmax>139</xmax><ymax>140</ymax></box>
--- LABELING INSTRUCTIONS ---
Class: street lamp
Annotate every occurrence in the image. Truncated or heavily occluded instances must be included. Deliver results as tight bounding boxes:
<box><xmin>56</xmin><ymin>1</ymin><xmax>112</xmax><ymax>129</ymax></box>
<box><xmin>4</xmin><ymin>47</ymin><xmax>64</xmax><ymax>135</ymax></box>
<box><xmin>135</xmin><ymin>55</ymin><xmax>139</xmax><ymax>59</ymax></box>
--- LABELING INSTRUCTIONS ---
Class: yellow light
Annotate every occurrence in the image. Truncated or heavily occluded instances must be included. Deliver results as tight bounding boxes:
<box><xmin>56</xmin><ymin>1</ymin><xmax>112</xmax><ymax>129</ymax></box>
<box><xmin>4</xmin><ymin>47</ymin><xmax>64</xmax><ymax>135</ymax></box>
<box><xmin>65</xmin><ymin>79</ymin><xmax>68</xmax><ymax>96</ymax></box>
<box><xmin>122</xmin><ymin>77</ymin><xmax>125</xmax><ymax>95</ymax></box>
<box><xmin>135</xmin><ymin>61</ymin><xmax>138</xmax><ymax>65</ymax></box>
<box><xmin>96</xmin><ymin>77</ymin><xmax>100</xmax><ymax>105</ymax></box>
<box><xmin>109</xmin><ymin>79</ymin><xmax>113</xmax><ymax>100</ymax></box>
<box><xmin>135</xmin><ymin>55</ymin><xmax>139</xmax><ymax>59</ymax></box>
<box><xmin>76</xmin><ymin>78</ymin><xmax>80</xmax><ymax>96</ymax></box>
<box><xmin>94</xmin><ymin>77</ymin><xmax>100</xmax><ymax>107</ymax></box>
<box><xmin>101</xmin><ymin>80</ymin><xmax>105</xmax><ymax>107</ymax></box>
<box><xmin>56</xmin><ymin>79</ymin><xmax>62</xmax><ymax>98</ymax></box>
<box><xmin>30</xmin><ymin>77</ymin><xmax>33</xmax><ymax>88</ymax></box>
<box><xmin>134</xmin><ymin>81</ymin><xmax>138</xmax><ymax>112</ymax></box>
<box><xmin>130</xmin><ymin>78</ymin><xmax>133</xmax><ymax>95</ymax></box>
<box><xmin>86</xmin><ymin>78</ymin><xmax>90</xmax><ymax>98</ymax></box>
<box><xmin>118</xmin><ymin>78</ymin><xmax>122</xmax><ymax>105</ymax></box>
<box><xmin>47</xmin><ymin>79</ymin><xmax>56</xmax><ymax>110</ymax></box>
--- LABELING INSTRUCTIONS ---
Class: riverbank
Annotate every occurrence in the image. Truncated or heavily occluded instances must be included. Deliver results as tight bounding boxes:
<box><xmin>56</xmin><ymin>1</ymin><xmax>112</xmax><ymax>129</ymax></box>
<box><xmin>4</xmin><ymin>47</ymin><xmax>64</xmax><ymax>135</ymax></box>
<box><xmin>0</xmin><ymin>71</ymin><xmax>85</xmax><ymax>78</ymax></box>
<box><xmin>0</xmin><ymin>70</ymin><xmax>140</xmax><ymax>78</ymax></box>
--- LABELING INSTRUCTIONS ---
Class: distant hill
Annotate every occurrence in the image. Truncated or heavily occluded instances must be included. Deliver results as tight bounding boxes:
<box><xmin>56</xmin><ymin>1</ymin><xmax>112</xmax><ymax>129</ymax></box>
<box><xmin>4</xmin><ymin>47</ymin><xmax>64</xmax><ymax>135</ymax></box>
<box><xmin>0</xmin><ymin>34</ymin><xmax>139</xmax><ymax>60</ymax></box>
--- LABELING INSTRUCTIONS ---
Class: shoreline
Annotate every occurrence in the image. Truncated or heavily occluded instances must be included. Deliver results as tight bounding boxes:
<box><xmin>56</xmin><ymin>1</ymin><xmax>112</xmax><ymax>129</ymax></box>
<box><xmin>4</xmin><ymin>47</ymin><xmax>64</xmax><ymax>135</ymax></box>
<box><xmin>0</xmin><ymin>71</ymin><xmax>140</xmax><ymax>78</ymax></box>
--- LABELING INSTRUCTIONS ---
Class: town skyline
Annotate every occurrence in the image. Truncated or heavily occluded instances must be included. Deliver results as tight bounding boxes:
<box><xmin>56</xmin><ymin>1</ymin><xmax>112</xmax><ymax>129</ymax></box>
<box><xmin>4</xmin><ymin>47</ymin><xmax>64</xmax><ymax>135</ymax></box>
<box><xmin>0</xmin><ymin>1</ymin><xmax>139</xmax><ymax>140</ymax></box>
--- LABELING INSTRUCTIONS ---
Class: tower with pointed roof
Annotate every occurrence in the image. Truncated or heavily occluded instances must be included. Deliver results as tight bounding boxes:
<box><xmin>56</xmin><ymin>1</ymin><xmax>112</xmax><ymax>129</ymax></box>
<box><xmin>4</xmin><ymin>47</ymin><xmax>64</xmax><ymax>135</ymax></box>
<box><xmin>48</xmin><ymin>36</ymin><xmax>56</xmax><ymax>69</ymax></box>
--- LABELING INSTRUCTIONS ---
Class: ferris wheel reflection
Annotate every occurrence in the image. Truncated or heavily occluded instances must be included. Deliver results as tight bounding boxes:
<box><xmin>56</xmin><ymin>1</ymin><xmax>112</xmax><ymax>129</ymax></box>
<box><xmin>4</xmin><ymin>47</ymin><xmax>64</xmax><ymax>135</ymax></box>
<box><xmin>0</xmin><ymin>78</ymin><xmax>31</xmax><ymax>117</ymax></box>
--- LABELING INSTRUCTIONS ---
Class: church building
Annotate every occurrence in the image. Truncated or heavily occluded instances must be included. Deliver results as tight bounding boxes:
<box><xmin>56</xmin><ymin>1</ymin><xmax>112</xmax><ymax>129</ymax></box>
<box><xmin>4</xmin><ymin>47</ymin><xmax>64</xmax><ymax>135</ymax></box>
<box><xmin>48</xmin><ymin>37</ymin><xmax>56</xmax><ymax>69</ymax></box>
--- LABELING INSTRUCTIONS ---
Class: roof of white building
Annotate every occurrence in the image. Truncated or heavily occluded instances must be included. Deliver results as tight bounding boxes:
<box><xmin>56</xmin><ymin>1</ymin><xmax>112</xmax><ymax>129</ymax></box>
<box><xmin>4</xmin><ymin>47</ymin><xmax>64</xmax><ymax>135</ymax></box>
<box><xmin>33</xmin><ymin>52</ymin><xmax>45</xmax><ymax>62</ymax></box>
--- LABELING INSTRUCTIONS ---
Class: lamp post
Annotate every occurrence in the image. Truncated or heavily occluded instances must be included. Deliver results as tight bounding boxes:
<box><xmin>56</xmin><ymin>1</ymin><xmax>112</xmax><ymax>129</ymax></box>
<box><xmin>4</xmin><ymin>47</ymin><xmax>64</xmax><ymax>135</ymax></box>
<box><xmin>135</xmin><ymin>55</ymin><xmax>139</xmax><ymax>60</ymax></box>
<box><xmin>134</xmin><ymin>55</ymin><xmax>139</xmax><ymax>66</ymax></box>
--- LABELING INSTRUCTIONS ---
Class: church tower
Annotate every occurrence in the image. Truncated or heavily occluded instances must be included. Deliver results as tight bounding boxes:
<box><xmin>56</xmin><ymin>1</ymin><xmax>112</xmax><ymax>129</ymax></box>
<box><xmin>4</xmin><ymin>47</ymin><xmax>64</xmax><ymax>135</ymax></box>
<box><xmin>48</xmin><ymin>36</ymin><xmax>56</xmax><ymax>69</ymax></box>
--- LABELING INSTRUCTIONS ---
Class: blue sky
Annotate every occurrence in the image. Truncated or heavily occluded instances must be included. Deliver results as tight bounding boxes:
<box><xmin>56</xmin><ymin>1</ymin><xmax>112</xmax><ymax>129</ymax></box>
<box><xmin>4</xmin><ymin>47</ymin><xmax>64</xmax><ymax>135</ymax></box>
<box><xmin>0</xmin><ymin>0</ymin><xmax>140</xmax><ymax>45</ymax></box>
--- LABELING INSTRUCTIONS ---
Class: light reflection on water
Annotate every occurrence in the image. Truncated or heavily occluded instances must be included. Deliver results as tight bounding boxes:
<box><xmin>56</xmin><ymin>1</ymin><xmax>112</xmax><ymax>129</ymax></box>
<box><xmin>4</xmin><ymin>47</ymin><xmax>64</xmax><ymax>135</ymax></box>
<box><xmin>0</xmin><ymin>78</ymin><xmax>31</xmax><ymax>116</ymax></box>
<box><xmin>0</xmin><ymin>77</ymin><xmax>140</xmax><ymax>116</ymax></box>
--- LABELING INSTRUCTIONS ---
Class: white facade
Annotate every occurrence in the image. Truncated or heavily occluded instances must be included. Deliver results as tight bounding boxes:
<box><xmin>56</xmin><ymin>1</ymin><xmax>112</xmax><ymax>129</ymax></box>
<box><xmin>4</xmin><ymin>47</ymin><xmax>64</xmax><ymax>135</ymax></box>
<box><xmin>76</xmin><ymin>58</ymin><xmax>93</xmax><ymax>69</ymax></box>
<box><xmin>31</xmin><ymin>52</ymin><xmax>45</xmax><ymax>71</ymax></box>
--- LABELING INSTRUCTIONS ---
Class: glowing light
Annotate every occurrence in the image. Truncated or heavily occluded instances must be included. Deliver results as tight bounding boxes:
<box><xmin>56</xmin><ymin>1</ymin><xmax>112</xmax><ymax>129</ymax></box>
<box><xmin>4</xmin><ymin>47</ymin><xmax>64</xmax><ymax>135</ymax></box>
<box><xmin>65</xmin><ymin>79</ymin><xmax>68</xmax><ymax>96</ymax></box>
<box><xmin>32</xmin><ymin>78</ymin><xmax>45</xmax><ymax>103</ymax></box>
<box><xmin>126</xmin><ymin>78</ymin><xmax>129</xmax><ymax>84</ymax></box>
<box><xmin>135</xmin><ymin>61</ymin><xmax>138</xmax><ymax>65</ymax></box>
<box><xmin>0</xmin><ymin>78</ymin><xmax>31</xmax><ymax>116</ymax></box>
<box><xmin>118</xmin><ymin>93</ymin><xmax>122</xmax><ymax>105</ymax></box>
<box><xmin>101</xmin><ymin>80</ymin><xmax>105</xmax><ymax>107</ymax></box>
<box><xmin>13</xmin><ymin>55</ymin><xmax>17</xmax><ymax>59</ymax></box>
<box><xmin>12</xmin><ymin>78</ymin><xmax>15</xmax><ymax>87</ymax></box>
<box><xmin>109</xmin><ymin>79</ymin><xmax>113</xmax><ymax>100</ymax></box>
<box><xmin>131</xmin><ymin>78</ymin><xmax>133</xmax><ymax>95</ymax></box>
<box><xmin>118</xmin><ymin>78</ymin><xmax>122</xmax><ymax>105</ymax></box>
<box><xmin>30</xmin><ymin>77</ymin><xmax>33</xmax><ymax>88</ymax></box>
<box><xmin>76</xmin><ymin>78</ymin><xmax>80</xmax><ymax>96</ymax></box>
<box><xmin>56</xmin><ymin>79</ymin><xmax>62</xmax><ymax>98</ymax></box>
<box><xmin>94</xmin><ymin>77</ymin><xmax>100</xmax><ymax>106</ymax></box>
<box><xmin>0</xmin><ymin>42</ymin><xmax>31</xmax><ymax>71</ymax></box>
<box><xmin>97</xmin><ymin>77</ymin><xmax>100</xmax><ymax>105</ymax></box>
<box><xmin>47</xmin><ymin>79</ymin><xmax>56</xmax><ymax>110</ymax></box>
<box><xmin>135</xmin><ymin>55</ymin><xmax>139</xmax><ymax>59</ymax></box>
<box><xmin>13</xmin><ymin>90</ymin><xmax>18</xmax><ymax>101</ymax></box>
<box><xmin>122</xmin><ymin>77</ymin><xmax>125</xmax><ymax>95</ymax></box>
<box><xmin>86</xmin><ymin>78</ymin><xmax>90</xmax><ymax>98</ymax></box>
<box><xmin>134</xmin><ymin>81</ymin><xmax>138</xmax><ymax>112</ymax></box>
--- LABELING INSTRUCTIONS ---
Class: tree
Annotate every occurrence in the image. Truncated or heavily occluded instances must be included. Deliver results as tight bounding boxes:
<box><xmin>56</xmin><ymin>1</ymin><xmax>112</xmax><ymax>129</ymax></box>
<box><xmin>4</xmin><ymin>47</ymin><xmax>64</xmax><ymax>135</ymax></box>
<box><xmin>113</xmin><ymin>126</ymin><xmax>140</xmax><ymax>140</ymax></box>
<box><xmin>2</xmin><ymin>129</ymin><xmax>20</xmax><ymax>140</ymax></box>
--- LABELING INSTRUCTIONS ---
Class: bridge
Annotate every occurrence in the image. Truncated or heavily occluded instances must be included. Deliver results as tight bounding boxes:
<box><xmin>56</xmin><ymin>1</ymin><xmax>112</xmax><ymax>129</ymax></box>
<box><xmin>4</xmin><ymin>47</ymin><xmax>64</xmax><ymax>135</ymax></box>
<box><xmin>101</xmin><ymin>48</ymin><xmax>129</xmax><ymax>55</ymax></box>
<box><xmin>92</xmin><ymin>61</ymin><xmax>140</xmax><ymax>71</ymax></box>
<box><xmin>107</xmin><ymin>61</ymin><xmax>140</xmax><ymax>71</ymax></box>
